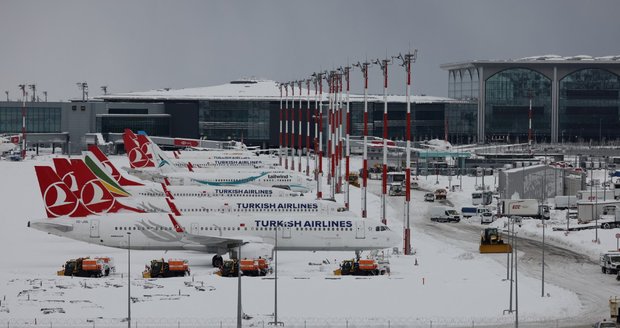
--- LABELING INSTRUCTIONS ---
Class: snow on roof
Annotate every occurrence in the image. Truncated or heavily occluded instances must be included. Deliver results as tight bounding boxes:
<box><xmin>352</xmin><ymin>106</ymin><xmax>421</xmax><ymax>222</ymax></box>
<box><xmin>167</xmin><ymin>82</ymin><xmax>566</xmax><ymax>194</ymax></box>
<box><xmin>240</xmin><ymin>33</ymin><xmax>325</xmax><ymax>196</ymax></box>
<box><xmin>98</xmin><ymin>79</ymin><xmax>463</xmax><ymax>104</ymax></box>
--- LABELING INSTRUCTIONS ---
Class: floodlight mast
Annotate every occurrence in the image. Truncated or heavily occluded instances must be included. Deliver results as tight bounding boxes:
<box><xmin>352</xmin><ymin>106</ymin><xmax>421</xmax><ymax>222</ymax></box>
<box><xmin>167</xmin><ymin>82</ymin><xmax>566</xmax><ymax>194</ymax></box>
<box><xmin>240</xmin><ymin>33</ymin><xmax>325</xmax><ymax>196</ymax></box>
<box><xmin>334</xmin><ymin>69</ymin><xmax>342</xmax><ymax>195</ymax></box>
<box><xmin>353</xmin><ymin>61</ymin><xmax>371</xmax><ymax>218</ymax></box>
<box><xmin>325</xmin><ymin>73</ymin><xmax>332</xmax><ymax>192</ymax></box>
<box><xmin>290</xmin><ymin>82</ymin><xmax>296</xmax><ymax>172</ymax></box>
<box><xmin>284</xmin><ymin>83</ymin><xmax>289</xmax><ymax>170</ymax></box>
<box><xmin>344</xmin><ymin>65</ymin><xmax>351</xmax><ymax>209</ymax></box>
<box><xmin>18</xmin><ymin>84</ymin><xmax>27</xmax><ymax>159</ymax></box>
<box><xmin>337</xmin><ymin>69</ymin><xmax>344</xmax><ymax>195</ymax></box>
<box><xmin>374</xmin><ymin>57</ymin><xmax>392</xmax><ymax>225</ymax></box>
<box><xmin>315</xmin><ymin>72</ymin><xmax>325</xmax><ymax>199</ymax></box>
<box><xmin>395</xmin><ymin>49</ymin><xmax>418</xmax><ymax>255</ymax></box>
<box><xmin>306</xmin><ymin>79</ymin><xmax>311</xmax><ymax>176</ymax></box>
<box><xmin>298</xmin><ymin>80</ymin><xmax>303</xmax><ymax>173</ymax></box>
<box><xmin>278</xmin><ymin>83</ymin><xmax>283</xmax><ymax>166</ymax></box>
<box><xmin>28</xmin><ymin>84</ymin><xmax>36</xmax><ymax>102</ymax></box>
<box><xmin>329</xmin><ymin>71</ymin><xmax>337</xmax><ymax>199</ymax></box>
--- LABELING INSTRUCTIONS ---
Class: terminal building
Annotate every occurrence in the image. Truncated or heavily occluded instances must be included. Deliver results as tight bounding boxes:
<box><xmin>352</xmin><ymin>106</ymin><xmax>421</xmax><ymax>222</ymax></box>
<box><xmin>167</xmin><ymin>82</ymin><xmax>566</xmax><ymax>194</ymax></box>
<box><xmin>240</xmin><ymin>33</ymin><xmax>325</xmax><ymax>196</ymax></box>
<box><xmin>441</xmin><ymin>55</ymin><xmax>620</xmax><ymax>144</ymax></box>
<box><xmin>1</xmin><ymin>55</ymin><xmax>618</xmax><ymax>154</ymax></box>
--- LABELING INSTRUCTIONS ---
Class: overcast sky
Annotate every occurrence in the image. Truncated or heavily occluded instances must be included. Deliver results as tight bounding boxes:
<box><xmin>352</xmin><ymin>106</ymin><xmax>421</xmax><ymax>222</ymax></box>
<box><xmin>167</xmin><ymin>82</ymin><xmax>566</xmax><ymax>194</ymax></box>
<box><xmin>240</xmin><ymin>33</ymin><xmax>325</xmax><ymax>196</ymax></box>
<box><xmin>1</xmin><ymin>0</ymin><xmax>619</xmax><ymax>101</ymax></box>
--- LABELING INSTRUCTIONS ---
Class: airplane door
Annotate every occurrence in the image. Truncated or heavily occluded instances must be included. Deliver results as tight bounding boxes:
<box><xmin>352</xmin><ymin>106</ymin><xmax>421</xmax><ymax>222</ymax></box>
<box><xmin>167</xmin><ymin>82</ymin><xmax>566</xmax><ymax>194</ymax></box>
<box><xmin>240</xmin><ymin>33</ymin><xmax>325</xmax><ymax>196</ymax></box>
<box><xmin>282</xmin><ymin>226</ymin><xmax>291</xmax><ymax>239</ymax></box>
<box><xmin>355</xmin><ymin>221</ymin><xmax>365</xmax><ymax>239</ymax></box>
<box><xmin>191</xmin><ymin>223</ymin><xmax>199</xmax><ymax>235</ymax></box>
<box><xmin>90</xmin><ymin>219</ymin><xmax>100</xmax><ymax>238</ymax></box>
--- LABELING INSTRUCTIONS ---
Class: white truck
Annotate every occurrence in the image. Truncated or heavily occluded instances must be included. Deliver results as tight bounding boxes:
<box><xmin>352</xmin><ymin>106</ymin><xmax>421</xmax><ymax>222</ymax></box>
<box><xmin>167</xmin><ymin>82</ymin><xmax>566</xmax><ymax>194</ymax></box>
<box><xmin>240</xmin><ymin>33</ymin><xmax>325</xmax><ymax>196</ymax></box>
<box><xmin>499</xmin><ymin>199</ymin><xmax>550</xmax><ymax>220</ymax></box>
<box><xmin>429</xmin><ymin>206</ymin><xmax>461</xmax><ymax>223</ymax></box>
<box><xmin>577</xmin><ymin>201</ymin><xmax>620</xmax><ymax>228</ymax></box>
<box><xmin>600</xmin><ymin>251</ymin><xmax>620</xmax><ymax>274</ymax></box>
<box><xmin>554</xmin><ymin>195</ymin><xmax>577</xmax><ymax>210</ymax></box>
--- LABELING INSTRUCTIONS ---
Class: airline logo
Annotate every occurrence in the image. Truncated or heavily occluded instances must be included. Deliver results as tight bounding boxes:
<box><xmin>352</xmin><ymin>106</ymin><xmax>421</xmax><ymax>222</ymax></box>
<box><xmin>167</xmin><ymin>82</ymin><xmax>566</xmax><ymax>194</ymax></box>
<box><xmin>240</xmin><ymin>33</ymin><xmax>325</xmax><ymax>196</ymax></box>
<box><xmin>44</xmin><ymin>182</ymin><xmax>80</xmax><ymax>217</ymax></box>
<box><xmin>60</xmin><ymin>171</ymin><xmax>79</xmax><ymax>194</ymax></box>
<box><xmin>80</xmin><ymin>179</ymin><xmax>115</xmax><ymax>214</ymax></box>
<box><xmin>129</xmin><ymin>147</ymin><xmax>152</xmax><ymax>168</ymax></box>
<box><xmin>157</xmin><ymin>154</ymin><xmax>170</xmax><ymax>168</ymax></box>
<box><xmin>267</xmin><ymin>174</ymin><xmax>291</xmax><ymax>179</ymax></box>
<box><xmin>174</xmin><ymin>139</ymin><xmax>199</xmax><ymax>147</ymax></box>
<box><xmin>254</xmin><ymin>219</ymin><xmax>353</xmax><ymax>228</ymax></box>
<box><xmin>215</xmin><ymin>189</ymin><xmax>273</xmax><ymax>196</ymax></box>
<box><xmin>237</xmin><ymin>203</ymin><xmax>318</xmax><ymax>210</ymax></box>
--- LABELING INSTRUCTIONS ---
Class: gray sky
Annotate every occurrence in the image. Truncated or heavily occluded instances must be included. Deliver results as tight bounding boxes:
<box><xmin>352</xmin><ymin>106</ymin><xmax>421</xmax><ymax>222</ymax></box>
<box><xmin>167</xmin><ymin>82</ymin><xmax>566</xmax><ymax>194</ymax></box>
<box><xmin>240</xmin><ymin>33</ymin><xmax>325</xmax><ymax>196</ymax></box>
<box><xmin>1</xmin><ymin>0</ymin><xmax>619</xmax><ymax>101</ymax></box>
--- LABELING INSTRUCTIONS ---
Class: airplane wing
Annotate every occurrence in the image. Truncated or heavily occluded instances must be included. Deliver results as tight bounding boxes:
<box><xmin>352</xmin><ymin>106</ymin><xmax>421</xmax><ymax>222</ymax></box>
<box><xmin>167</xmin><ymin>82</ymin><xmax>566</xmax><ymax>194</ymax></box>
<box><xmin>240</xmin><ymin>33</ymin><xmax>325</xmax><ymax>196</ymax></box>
<box><xmin>28</xmin><ymin>219</ymin><xmax>73</xmax><ymax>233</ymax></box>
<box><xmin>182</xmin><ymin>233</ymin><xmax>264</xmax><ymax>247</ymax></box>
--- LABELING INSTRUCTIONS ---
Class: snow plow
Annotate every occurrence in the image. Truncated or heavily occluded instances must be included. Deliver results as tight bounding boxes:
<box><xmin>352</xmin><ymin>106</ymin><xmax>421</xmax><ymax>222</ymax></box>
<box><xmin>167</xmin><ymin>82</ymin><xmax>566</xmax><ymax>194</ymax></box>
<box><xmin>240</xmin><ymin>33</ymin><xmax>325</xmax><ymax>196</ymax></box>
<box><xmin>348</xmin><ymin>173</ymin><xmax>360</xmax><ymax>188</ymax></box>
<box><xmin>334</xmin><ymin>258</ymin><xmax>389</xmax><ymax>276</ymax></box>
<box><xmin>57</xmin><ymin>257</ymin><xmax>114</xmax><ymax>278</ymax></box>
<box><xmin>142</xmin><ymin>259</ymin><xmax>190</xmax><ymax>278</ymax></box>
<box><xmin>479</xmin><ymin>228</ymin><xmax>512</xmax><ymax>253</ymax></box>
<box><xmin>217</xmin><ymin>258</ymin><xmax>270</xmax><ymax>277</ymax></box>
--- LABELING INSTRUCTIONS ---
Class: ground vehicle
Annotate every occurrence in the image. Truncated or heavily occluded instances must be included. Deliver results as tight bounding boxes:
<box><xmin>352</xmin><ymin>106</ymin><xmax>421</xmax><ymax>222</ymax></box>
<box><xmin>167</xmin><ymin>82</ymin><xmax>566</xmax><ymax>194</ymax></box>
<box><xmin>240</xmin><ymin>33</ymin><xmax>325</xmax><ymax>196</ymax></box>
<box><xmin>577</xmin><ymin>202</ymin><xmax>620</xmax><ymax>228</ymax></box>
<box><xmin>334</xmin><ymin>258</ymin><xmax>388</xmax><ymax>276</ymax></box>
<box><xmin>479</xmin><ymin>228</ymin><xmax>512</xmax><ymax>253</ymax></box>
<box><xmin>219</xmin><ymin>259</ymin><xmax>239</xmax><ymax>277</ymax></box>
<box><xmin>434</xmin><ymin>189</ymin><xmax>447</xmax><ymax>200</ymax></box>
<box><xmin>424</xmin><ymin>193</ymin><xmax>435</xmax><ymax>202</ymax></box>
<box><xmin>239</xmin><ymin>258</ymin><xmax>269</xmax><ymax>276</ymax></box>
<box><xmin>478</xmin><ymin>212</ymin><xmax>495</xmax><ymax>224</ymax></box>
<box><xmin>461</xmin><ymin>207</ymin><xmax>491</xmax><ymax>218</ymax></box>
<box><xmin>348</xmin><ymin>172</ymin><xmax>360</xmax><ymax>187</ymax></box>
<box><xmin>554</xmin><ymin>195</ymin><xmax>578</xmax><ymax>210</ymax></box>
<box><xmin>499</xmin><ymin>199</ymin><xmax>550</xmax><ymax>219</ymax></box>
<box><xmin>57</xmin><ymin>257</ymin><xmax>112</xmax><ymax>278</ymax></box>
<box><xmin>600</xmin><ymin>251</ymin><xmax>620</xmax><ymax>274</ymax></box>
<box><xmin>388</xmin><ymin>183</ymin><xmax>405</xmax><ymax>196</ymax></box>
<box><xmin>472</xmin><ymin>191</ymin><xmax>493</xmax><ymax>206</ymax></box>
<box><xmin>142</xmin><ymin>259</ymin><xmax>190</xmax><ymax>278</ymax></box>
<box><xmin>592</xmin><ymin>320</ymin><xmax>617</xmax><ymax>328</ymax></box>
<box><xmin>429</xmin><ymin>206</ymin><xmax>461</xmax><ymax>223</ymax></box>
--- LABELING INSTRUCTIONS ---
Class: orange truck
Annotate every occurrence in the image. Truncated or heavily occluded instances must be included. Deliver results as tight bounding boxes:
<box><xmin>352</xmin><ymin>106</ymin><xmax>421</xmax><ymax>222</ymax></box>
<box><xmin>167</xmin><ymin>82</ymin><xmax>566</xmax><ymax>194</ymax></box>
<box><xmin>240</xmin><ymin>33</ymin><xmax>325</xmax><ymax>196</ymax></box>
<box><xmin>57</xmin><ymin>257</ymin><xmax>113</xmax><ymax>278</ymax></box>
<box><xmin>239</xmin><ymin>258</ymin><xmax>269</xmax><ymax>276</ymax></box>
<box><xmin>143</xmin><ymin>259</ymin><xmax>190</xmax><ymax>278</ymax></box>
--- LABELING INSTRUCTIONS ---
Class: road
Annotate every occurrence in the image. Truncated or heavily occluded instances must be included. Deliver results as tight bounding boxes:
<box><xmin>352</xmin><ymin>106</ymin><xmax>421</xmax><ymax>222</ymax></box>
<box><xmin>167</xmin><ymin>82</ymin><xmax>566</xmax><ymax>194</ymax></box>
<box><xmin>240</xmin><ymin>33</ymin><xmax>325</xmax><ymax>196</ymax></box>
<box><xmin>368</xmin><ymin>180</ymin><xmax>616</xmax><ymax>327</ymax></box>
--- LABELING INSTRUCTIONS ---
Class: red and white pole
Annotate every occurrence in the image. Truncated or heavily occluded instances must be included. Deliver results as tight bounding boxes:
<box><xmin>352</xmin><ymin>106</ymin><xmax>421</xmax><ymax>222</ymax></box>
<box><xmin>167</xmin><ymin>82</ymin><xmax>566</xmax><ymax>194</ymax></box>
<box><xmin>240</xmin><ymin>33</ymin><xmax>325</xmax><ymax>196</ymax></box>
<box><xmin>317</xmin><ymin>74</ymin><xmax>324</xmax><ymax>199</ymax></box>
<box><xmin>330</xmin><ymin>73</ymin><xmax>336</xmax><ymax>199</ymax></box>
<box><xmin>379</xmin><ymin>58</ymin><xmax>391</xmax><ymax>225</ymax></box>
<box><xmin>19</xmin><ymin>84</ymin><xmax>27</xmax><ymax>159</ymax></box>
<box><xmin>528</xmin><ymin>92</ymin><xmax>533</xmax><ymax>153</ymax></box>
<box><xmin>291</xmin><ymin>82</ymin><xmax>296</xmax><ymax>171</ymax></box>
<box><xmin>400</xmin><ymin>50</ymin><xmax>416</xmax><ymax>255</ymax></box>
<box><xmin>355</xmin><ymin>62</ymin><xmax>370</xmax><ymax>218</ymax></box>
<box><xmin>344</xmin><ymin>67</ymin><xmax>351</xmax><ymax>209</ymax></box>
<box><xmin>298</xmin><ymin>81</ymin><xmax>303</xmax><ymax>173</ymax></box>
<box><xmin>306</xmin><ymin>79</ymin><xmax>311</xmax><ymax>176</ymax></box>
<box><xmin>284</xmin><ymin>84</ymin><xmax>289</xmax><ymax>170</ymax></box>
<box><xmin>279</xmin><ymin>84</ymin><xmax>283</xmax><ymax>166</ymax></box>
<box><xmin>337</xmin><ymin>72</ymin><xmax>343</xmax><ymax>194</ymax></box>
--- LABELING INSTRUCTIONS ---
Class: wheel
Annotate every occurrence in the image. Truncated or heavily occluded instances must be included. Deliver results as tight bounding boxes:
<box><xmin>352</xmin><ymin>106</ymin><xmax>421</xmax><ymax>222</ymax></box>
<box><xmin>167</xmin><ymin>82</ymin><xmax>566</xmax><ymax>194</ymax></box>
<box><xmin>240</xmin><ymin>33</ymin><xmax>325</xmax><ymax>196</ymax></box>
<box><xmin>212</xmin><ymin>255</ymin><xmax>223</xmax><ymax>267</ymax></box>
<box><xmin>602</xmin><ymin>223</ymin><xmax>611</xmax><ymax>229</ymax></box>
<box><xmin>603</xmin><ymin>267</ymin><xmax>608</xmax><ymax>274</ymax></box>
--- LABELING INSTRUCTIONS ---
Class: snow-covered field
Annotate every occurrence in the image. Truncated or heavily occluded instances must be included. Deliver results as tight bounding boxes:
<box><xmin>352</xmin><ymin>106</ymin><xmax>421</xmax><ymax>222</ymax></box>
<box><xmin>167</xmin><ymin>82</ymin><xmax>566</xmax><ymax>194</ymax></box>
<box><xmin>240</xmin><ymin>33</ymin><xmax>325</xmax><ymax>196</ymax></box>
<box><xmin>0</xmin><ymin>152</ymin><xmax>617</xmax><ymax>327</ymax></box>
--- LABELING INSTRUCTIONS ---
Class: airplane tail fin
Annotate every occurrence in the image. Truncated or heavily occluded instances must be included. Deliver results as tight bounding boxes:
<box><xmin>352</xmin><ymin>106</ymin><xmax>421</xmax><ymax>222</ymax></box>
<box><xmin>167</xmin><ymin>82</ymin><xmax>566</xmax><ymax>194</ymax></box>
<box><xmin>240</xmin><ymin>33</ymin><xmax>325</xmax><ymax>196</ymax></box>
<box><xmin>124</xmin><ymin>133</ymin><xmax>154</xmax><ymax>168</ymax></box>
<box><xmin>136</xmin><ymin>134</ymin><xmax>179</xmax><ymax>173</ymax></box>
<box><xmin>81</xmin><ymin>153</ymin><xmax>132</xmax><ymax>197</ymax></box>
<box><xmin>87</xmin><ymin>145</ymin><xmax>143</xmax><ymax>186</ymax></box>
<box><xmin>52</xmin><ymin>158</ymin><xmax>80</xmax><ymax>198</ymax></box>
<box><xmin>165</xmin><ymin>198</ymin><xmax>182</xmax><ymax>216</ymax></box>
<box><xmin>70</xmin><ymin>159</ymin><xmax>145</xmax><ymax>214</ymax></box>
<box><xmin>161</xmin><ymin>183</ymin><xmax>174</xmax><ymax>199</ymax></box>
<box><xmin>34</xmin><ymin>166</ymin><xmax>91</xmax><ymax>218</ymax></box>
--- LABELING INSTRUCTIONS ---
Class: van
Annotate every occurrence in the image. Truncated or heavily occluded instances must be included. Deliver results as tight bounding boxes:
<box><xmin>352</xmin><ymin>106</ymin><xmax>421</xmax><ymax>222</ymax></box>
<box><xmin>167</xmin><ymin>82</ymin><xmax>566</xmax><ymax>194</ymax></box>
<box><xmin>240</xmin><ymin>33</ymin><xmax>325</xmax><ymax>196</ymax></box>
<box><xmin>429</xmin><ymin>206</ymin><xmax>461</xmax><ymax>223</ymax></box>
<box><xmin>461</xmin><ymin>207</ymin><xmax>491</xmax><ymax>218</ymax></box>
<box><xmin>424</xmin><ymin>193</ymin><xmax>435</xmax><ymax>202</ymax></box>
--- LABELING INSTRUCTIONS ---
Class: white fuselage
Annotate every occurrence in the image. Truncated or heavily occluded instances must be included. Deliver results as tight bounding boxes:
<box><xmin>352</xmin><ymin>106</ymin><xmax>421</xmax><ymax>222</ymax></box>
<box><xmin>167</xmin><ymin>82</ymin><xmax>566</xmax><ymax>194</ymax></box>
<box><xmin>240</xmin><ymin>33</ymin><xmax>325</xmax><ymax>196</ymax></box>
<box><xmin>29</xmin><ymin>213</ymin><xmax>398</xmax><ymax>253</ymax></box>
<box><xmin>164</xmin><ymin>170</ymin><xmax>315</xmax><ymax>192</ymax></box>
<box><xmin>125</xmin><ymin>184</ymin><xmax>301</xmax><ymax>199</ymax></box>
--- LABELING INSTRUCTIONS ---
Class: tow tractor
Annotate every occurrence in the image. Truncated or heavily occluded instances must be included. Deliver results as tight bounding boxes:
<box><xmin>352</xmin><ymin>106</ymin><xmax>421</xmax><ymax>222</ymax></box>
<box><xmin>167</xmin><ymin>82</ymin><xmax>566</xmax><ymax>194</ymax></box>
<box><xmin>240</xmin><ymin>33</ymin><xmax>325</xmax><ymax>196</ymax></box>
<box><xmin>479</xmin><ymin>228</ymin><xmax>512</xmax><ymax>253</ymax></box>
<box><xmin>57</xmin><ymin>257</ymin><xmax>114</xmax><ymax>278</ymax></box>
<box><xmin>142</xmin><ymin>259</ymin><xmax>190</xmax><ymax>278</ymax></box>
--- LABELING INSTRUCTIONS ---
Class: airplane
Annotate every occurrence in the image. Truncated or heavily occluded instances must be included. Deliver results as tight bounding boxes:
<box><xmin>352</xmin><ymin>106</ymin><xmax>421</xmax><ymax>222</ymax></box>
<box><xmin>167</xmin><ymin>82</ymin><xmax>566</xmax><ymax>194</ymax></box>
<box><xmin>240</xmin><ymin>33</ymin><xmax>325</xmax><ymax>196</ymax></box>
<box><xmin>84</xmin><ymin>146</ymin><xmax>304</xmax><ymax>199</ymax></box>
<box><xmin>51</xmin><ymin>158</ymin><xmax>344</xmax><ymax>216</ymax></box>
<box><xmin>125</xmin><ymin>129</ymin><xmax>278</xmax><ymax>169</ymax></box>
<box><xmin>0</xmin><ymin>135</ymin><xmax>19</xmax><ymax>153</ymax></box>
<box><xmin>29</xmin><ymin>166</ymin><xmax>398</xmax><ymax>267</ymax></box>
<box><xmin>123</xmin><ymin>137</ymin><xmax>315</xmax><ymax>192</ymax></box>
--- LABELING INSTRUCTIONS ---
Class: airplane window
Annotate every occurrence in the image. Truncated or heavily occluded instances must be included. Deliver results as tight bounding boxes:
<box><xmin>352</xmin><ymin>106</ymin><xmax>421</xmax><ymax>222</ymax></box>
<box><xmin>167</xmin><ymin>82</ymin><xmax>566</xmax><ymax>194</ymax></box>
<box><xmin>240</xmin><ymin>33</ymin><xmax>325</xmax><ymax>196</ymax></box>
<box><xmin>114</xmin><ymin>227</ymin><xmax>118</xmax><ymax>230</ymax></box>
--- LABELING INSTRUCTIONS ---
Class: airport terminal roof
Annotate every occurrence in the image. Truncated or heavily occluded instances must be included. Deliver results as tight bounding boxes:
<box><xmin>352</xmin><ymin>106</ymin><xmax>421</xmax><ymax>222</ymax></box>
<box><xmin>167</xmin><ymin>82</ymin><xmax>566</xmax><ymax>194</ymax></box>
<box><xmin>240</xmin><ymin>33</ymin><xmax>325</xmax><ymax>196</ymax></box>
<box><xmin>440</xmin><ymin>54</ymin><xmax>620</xmax><ymax>70</ymax></box>
<box><xmin>98</xmin><ymin>79</ymin><xmax>466</xmax><ymax>104</ymax></box>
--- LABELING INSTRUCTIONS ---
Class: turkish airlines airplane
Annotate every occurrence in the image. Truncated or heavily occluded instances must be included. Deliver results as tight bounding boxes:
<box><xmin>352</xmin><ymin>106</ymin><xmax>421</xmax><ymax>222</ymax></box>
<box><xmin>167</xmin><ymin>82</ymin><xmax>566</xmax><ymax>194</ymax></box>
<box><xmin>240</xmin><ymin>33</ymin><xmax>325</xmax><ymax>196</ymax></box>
<box><xmin>125</xmin><ymin>129</ymin><xmax>278</xmax><ymax>169</ymax></box>
<box><xmin>29</xmin><ymin>166</ymin><xmax>398</xmax><ymax>266</ymax></box>
<box><xmin>51</xmin><ymin>157</ymin><xmax>344</xmax><ymax>216</ymax></box>
<box><xmin>124</xmin><ymin>138</ymin><xmax>314</xmax><ymax>192</ymax></box>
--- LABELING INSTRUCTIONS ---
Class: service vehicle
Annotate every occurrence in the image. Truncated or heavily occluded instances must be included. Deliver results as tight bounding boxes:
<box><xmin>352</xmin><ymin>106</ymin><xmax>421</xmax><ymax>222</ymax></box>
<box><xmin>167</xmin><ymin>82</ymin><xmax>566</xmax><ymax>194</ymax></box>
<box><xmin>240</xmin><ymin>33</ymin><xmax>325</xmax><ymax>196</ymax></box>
<box><xmin>57</xmin><ymin>257</ymin><xmax>113</xmax><ymax>278</ymax></box>
<box><xmin>461</xmin><ymin>207</ymin><xmax>491</xmax><ymax>218</ymax></box>
<box><xmin>142</xmin><ymin>259</ymin><xmax>190</xmax><ymax>278</ymax></box>
<box><xmin>554</xmin><ymin>195</ymin><xmax>578</xmax><ymax>210</ymax></box>
<box><xmin>499</xmin><ymin>199</ymin><xmax>549</xmax><ymax>220</ymax></box>
<box><xmin>592</xmin><ymin>320</ymin><xmax>617</xmax><ymax>328</ymax></box>
<box><xmin>472</xmin><ymin>191</ymin><xmax>493</xmax><ymax>206</ymax></box>
<box><xmin>334</xmin><ymin>258</ymin><xmax>389</xmax><ymax>276</ymax></box>
<box><xmin>347</xmin><ymin>172</ymin><xmax>360</xmax><ymax>188</ymax></box>
<box><xmin>424</xmin><ymin>193</ymin><xmax>435</xmax><ymax>202</ymax></box>
<box><xmin>429</xmin><ymin>206</ymin><xmax>461</xmax><ymax>223</ymax></box>
<box><xmin>434</xmin><ymin>188</ymin><xmax>447</xmax><ymax>200</ymax></box>
<box><xmin>239</xmin><ymin>258</ymin><xmax>269</xmax><ymax>276</ymax></box>
<box><xmin>600</xmin><ymin>251</ymin><xmax>620</xmax><ymax>274</ymax></box>
<box><xmin>478</xmin><ymin>212</ymin><xmax>495</xmax><ymax>224</ymax></box>
<box><xmin>577</xmin><ymin>202</ymin><xmax>620</xmax><ymax>228</ymax></box>
<box><xmin>479</xmin><ymin>228</ymin><xmax>512</xmax><ymax>253</ymax></box>
<box><xmin>218</xmin><ymin>259</ymin><xmax>239</xmax><ymax>277</ymax></box>
<box><xmin>388</xmin><ymin>183</ymin><xmax>405</xmax><ymax>196</ymax></box>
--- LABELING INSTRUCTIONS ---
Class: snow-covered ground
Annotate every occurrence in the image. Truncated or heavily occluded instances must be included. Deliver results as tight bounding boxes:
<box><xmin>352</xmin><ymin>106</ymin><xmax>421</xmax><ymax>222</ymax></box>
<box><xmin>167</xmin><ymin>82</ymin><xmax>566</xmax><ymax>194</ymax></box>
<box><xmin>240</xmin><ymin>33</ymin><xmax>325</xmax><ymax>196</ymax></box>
<box><xmin>0</xmin><ymin>151</ymin><xmax>617</xmax><ymax>327</ymax></box>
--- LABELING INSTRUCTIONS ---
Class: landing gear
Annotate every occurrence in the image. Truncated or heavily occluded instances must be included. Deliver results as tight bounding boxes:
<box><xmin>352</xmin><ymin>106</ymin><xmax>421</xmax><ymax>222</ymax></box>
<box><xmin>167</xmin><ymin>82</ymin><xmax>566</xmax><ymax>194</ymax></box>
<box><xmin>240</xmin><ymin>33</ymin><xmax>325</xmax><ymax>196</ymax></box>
<box><xmin>212</xmin><ymin>255</ymin><xmax>223</xmax><ymax>268</ymax></box>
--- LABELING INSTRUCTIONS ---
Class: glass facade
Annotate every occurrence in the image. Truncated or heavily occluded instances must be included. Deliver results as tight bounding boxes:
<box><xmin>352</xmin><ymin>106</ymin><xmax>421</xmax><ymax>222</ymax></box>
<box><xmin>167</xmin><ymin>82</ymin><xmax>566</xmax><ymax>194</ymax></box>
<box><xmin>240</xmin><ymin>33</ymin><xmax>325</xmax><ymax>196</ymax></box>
<box><xmin>96</xmin><ymin>115</ymin><xmax>170</xmax><ymax>136</ymax></box>
<box><xmin>449</xmin><ymin>69</ymin><xmax>479</xmax><ymax>100</ymax></box>
<box><xmin>485</xmin><ymin>68</ymin><xmax>552</xmax><ymax>142</ymax></box>
<box><xmin>559</xmin><ymin>68</ymin><xmax>620</xmax><ymax>142</ymax></box>
<box><xmin>0</xmin><ymin>107</ymin><xmax>61</xmax><ymax>133</ymax></box>
<box><xmin>445</xmin><ymin>102</ymin><xmax>478</xmax><ymax>144</ymax></box>
<box><xmin>199</xmin><ymin>100</ymin><xmax>272</xmax><ymax>143</ymax></box>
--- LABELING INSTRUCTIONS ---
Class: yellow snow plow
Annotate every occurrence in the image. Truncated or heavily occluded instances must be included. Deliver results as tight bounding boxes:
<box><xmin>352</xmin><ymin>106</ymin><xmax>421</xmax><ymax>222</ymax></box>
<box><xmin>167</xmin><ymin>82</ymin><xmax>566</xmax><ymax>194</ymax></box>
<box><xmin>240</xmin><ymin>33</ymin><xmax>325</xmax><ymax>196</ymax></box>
<box><xmin>479</xmin><ymin>228</ymin><xmax>512</xmax><ymax>253</ymax></box>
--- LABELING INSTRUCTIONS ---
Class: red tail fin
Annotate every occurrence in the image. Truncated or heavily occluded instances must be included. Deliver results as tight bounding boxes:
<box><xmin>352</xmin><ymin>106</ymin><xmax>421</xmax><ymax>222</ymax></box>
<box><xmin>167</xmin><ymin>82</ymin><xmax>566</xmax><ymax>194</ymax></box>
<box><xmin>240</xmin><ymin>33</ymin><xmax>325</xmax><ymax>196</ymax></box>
<box><xmin>124</xmin><ymin>134</ymin><xmax>154</xmax><ymax>168</ymax></box>
<box><xmin>187</xmin><ymin>162</ymin><xmax>194</xmax><ymax>172</ymax></box>
<box><xmin>70</xmin><ymin>159</ymin><xmax>145</xmax><ymax>215</ymax></box>
<box><xmin>168</xmin><ymin>214</ymin><xmax>185</xmax><ymax>233</ymax></box>
<box><xmin>88</xmin><ymin>145</ymin><xmax>143</xmax><ymax>186</ymax></box>
<box><xmin>52</xmin><ymin>158</ymin><xmax>80</xmax><ymax>198</ymax></box>
<box><xmin>166</xmin><ymin>198</ymin><xmax>182</xmax><ymax>216</ymax></box>
<box><xmin>161</xmin><ymin>183</ymin><xmax>174</xmax><ymax>199</ymax></box>
<box><xmin>34</xmin><ymin>166</ymin><xmax>91</xmax><ymax>218</ymax></box>
<box><xmin>136</xmin><ymin>134</ymin><xmax>154</xmax><ymax>159</ymax></box>
<box><xmin>173</xmin><ymin>150</ymin><xmax>179</xmax><ymax>159</ymax></box>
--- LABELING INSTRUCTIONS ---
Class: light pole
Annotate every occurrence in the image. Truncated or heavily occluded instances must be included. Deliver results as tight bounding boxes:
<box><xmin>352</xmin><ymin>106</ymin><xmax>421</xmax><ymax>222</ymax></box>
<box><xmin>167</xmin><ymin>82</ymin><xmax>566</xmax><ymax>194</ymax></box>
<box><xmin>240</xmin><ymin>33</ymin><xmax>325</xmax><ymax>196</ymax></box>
<box><xmin>541</xmin><ymin>149</ymin><xmax>547</xmax><ymax>297</ymax></box>
<box><xmin>127</xmin><ymin>232</ymin><xmax>131</xmax><ymax>328</ymax></box>
<box><xmin>237</xmin><ymin>242</ymin><xmax>242</xmax><ymax>328</ymax></box>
